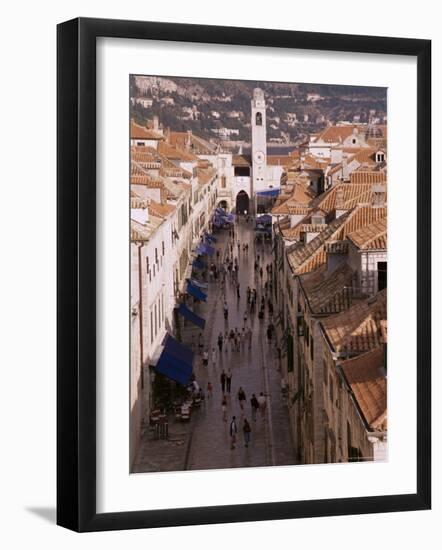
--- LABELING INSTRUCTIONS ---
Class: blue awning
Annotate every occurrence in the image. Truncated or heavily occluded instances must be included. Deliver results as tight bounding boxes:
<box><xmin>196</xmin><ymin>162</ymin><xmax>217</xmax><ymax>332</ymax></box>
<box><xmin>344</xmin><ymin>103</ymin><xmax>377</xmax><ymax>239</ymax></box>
<box><xmin>197</xmin><ymin>243</ymin><xmax>215</xmax><ymax>256</ymax></box>
<box><xmin>176</xmin><ymin>303</ymin><xmax>206</xmax><ymax>329</ymax></box>
<box><xmin>163</xmin><ymin>334</ymin><xmax>194</xmax><ymax>366</ymax></box>
<box><xmin>203</xmin><ymin>243</ymin><xmax>215</xmax><ymax>256</ymax></box>
<box><xmin>187</xmin><ymin>282</ymin><xmax>207</xmax><ymax>302</ymax></box>
<box><xmin>256</xmin><ymin>214</ymin><xmax>272</xmax><ymax>224</ymax></box>
<box><xmin>192</xmin><ymin>259</ymin><xmax>205</xmax><ymax>270</ymax></box>
<box><xmin>155</xmin><ymin>353</ymin><xmax>192</xmax><ymax>385</ymax></box>
<box><xmin>204</xmin><ymin>233</ymin><xmax>217</xmax><ymax>243</ymax></box>
<box><xmin>186</xmin><ymin>277</ymin><xmax>208</xmax><ymax>289</ymax></box>
<box><xmin>155</xmin><ymin>334</ymin><xmax>194</xmax><ymax>385</ymax></box>
<box><xmin>256</xmin><ymin>189</ymin><xmax>280</xmax><ymax>197</ymax></box>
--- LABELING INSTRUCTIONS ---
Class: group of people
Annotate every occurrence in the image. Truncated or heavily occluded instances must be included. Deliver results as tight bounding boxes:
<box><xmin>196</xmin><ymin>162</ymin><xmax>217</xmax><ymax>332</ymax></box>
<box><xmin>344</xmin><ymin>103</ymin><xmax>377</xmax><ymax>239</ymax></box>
<box><xmin>226</xmin><ymin>390</ymin><xmax>268</xmax><ymax>450</ymax></box>
<box><xmin>216</xmin><ymin>326</ymin><xmax>253</xmax><ymax>355</ymax></box>
<box><xmin>184</xmin><ymin>214</ymin><xmax>278</xmax><ymax>455</ymax></box>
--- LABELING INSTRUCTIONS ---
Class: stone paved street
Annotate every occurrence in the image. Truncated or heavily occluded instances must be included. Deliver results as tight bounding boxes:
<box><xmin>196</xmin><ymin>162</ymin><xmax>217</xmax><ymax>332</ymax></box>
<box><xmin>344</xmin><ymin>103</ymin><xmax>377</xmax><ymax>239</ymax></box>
<box><xmin>133</xmin><ymin>216</ymin><xmax>296</xmax><ymax>473</ymax></box>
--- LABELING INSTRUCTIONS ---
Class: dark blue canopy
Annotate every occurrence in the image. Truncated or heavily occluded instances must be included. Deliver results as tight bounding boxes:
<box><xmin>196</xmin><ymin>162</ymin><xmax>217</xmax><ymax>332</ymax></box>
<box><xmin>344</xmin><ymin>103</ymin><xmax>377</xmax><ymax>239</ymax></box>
<box><xmin>155</xmin><ymin>335</ymin><xmax>194</xmax><ymax>385</ymax></box>
<box><xmin>256</xmin><ymin>189</ymin><xmax>280</xmax><ymax>197</ymax></box>
<box><xmin>256</xmin><ymin>214</ymin><xmax>272</xmax><ymax>224</ymax></box>
<box><xmin>186</xmin><ymin>277</ymin><xmax>208</xmax><ymax>289</ymax></box>
<box><xmin>204</xmin><ymin>233</ymin><xmax>217</xmax><ymax>243</ymax></box>
<box><xmin>192</xmin><ymin>259</ymin><xmax>205</xmax><ymax>270</ymax></box>
<box><xmin>176</xmin><ymin>303</ymin><xmax>206</xmax><ymax>329</ymax></box>
<box><xmin>187</xmin><ymin>282</ymin><xmax>207</xmax><ymax>302</ymax></box>
<box><xmin>163</xmin><ymin>333</ymin><xmax>194</xmax><ymax>366</ymax></box>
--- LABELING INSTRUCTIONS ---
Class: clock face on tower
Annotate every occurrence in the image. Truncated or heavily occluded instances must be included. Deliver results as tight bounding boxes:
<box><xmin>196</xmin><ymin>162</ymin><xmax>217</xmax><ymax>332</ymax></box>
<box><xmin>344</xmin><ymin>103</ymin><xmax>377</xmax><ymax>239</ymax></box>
<box><xmin>254</xmin><ymin>150</ymin><xmax>265</xmax><ymax>164</ymax></box>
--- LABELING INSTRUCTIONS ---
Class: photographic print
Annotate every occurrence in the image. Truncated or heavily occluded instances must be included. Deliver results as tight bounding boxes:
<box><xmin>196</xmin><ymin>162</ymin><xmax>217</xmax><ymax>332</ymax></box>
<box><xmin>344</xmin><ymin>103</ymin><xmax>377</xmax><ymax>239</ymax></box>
<box><xmin>129</xmin><ymin>75</ymin><xmax>388</xmax><ymax>474</ymax></box>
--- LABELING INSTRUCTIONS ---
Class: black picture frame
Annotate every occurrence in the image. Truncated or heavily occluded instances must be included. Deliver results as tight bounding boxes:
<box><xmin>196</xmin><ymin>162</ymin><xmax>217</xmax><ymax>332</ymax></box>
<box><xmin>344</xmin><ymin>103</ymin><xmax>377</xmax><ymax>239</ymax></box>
<box><xmin>57</xmin><ymin>17</ymin><xmax>431</xmax><ymax>532</ymax></box>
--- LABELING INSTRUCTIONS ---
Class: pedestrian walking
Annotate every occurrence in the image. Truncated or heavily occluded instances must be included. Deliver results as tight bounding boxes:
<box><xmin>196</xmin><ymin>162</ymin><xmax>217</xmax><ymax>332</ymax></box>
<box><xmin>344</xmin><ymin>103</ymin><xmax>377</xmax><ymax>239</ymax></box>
<box><xmin>235</xmin><ymin>328</ymin><xmax>241</xmax><ymax>351</ymax></box>
<box><xmin>243</xmin><ymin>418</ymin><xmax>252</xmax><ymax>447</ymax></box>
<box><xmin>243</xmin><ymin>310</ymin><xmax>248</xmax><ymax>327</ymax></box>
<box><xmin>226</xmin><ymin>369</ymin><xmax>232</xmax><ymax>393</ymax></box>
<box><xmin>257</xmin><ymin>392</ymin><xmax>267</xmax><ymax>418</ymax></box>
<box><xmin>223</xmin><ymin>301</ymin><xmax>229</xmax><ymax>320</ymax></box>
<box><xmin>202</xmin><ymin>349</ymin><xmax>209</xmax><ymax>367</ymax></box>
<box><xmin>198</xmin><ymin>332</ymin><xmax>204</xmax><ymax>353</ymax></box>
<box><xmin>207</xmin><ymin>381</ymin><xmax>213</xmax><ymax>399</ymax></box>
<box><xmin>229</xmin><ymin>416</ymin><xmax>238</xmax><ymax>449</ymax></box>
<box><xmin>236</xmin><ymin>282</ymin><xmax>240</xmax><ymax>300</ymax></box>
<box><xmin>211</xmin><ymin>347</ymin><xmax>217</xmax><ymax>367</ymax></box>
<box><xmin>222</xmin><ymin>394</ymin><xmax>228</xmax><ymax>422</ymax></box>
<box><xmin>220</xmin><ymin>370</ymin><xmax>226</xmax><ymax>393</ymax></box>
<box><xmin>229</xmin><ymin>328</ymin><xmax>235</xmax><ymax>351</ymax></box>
<box><xmin>247</xmin><ymin>326</ymin><xmax>253</xmax><ymax>350</ymax></box>
<box><xmin>250</xmin><ymin>394</ymin><xmax>259</xmax><ymax>421</ymax></box>
<box><xmin>267</xmin><ymin>325</ymin><xmax>273</xmax><ymax>342</ymax></box>
<box><xmin>217</xmin><ymin>332</ymin><xmax>223</xmax><ymax>353</ymax></box>
<box><xmin>237</xmin><ymin>387</ymin><xmax>246</xmax><ymax>410</ymax></box>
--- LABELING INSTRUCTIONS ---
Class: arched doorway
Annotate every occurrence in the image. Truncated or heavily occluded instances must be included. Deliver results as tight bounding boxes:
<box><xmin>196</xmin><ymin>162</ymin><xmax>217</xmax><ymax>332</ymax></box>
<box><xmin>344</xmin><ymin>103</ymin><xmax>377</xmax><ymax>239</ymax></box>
<box><xmin>235</xmin><ymin>190</ymin><xmax>249</xmax><ymax>215</ymax></box>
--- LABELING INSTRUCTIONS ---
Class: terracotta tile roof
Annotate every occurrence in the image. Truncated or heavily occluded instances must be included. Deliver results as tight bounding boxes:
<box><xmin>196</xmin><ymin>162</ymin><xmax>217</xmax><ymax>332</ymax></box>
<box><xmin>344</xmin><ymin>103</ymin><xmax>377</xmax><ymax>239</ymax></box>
<box><xmin>168</xmin><ymin>131</ymin><xmax>217</xmax><ymax>155</ymax></box>
<box><xmin>348</xmin><ymin>147</ymin><xmax>378</xmax><ymax>165</ymax></box>
<box><xmin>158</xmin><ymin>141</ymin><xmax>199</xmax><ymax>162</ymax></box>
<box><xmin>130</xmin><ymin>216</ymin><xmax>163</xmax><ymax>242</ymax></box>
<box><xmin>287</xmin><ymin>205</ymin><xmax>387</xmax><ymax>274</ymax></box>
<box><xmin>130</xmin><ymin>174</ymin><xmax>164</xmax><ymax>188</ymax></box>
<box><xmin>287</xmin><ymin>213</ymin><xmax>350</xmax><ymax>273</ymax></box>
<box><xmin>300</xmin><ymin>224</ymin><xmax>328</xmax><ymax>233</ymax></box>
<box><xmin>131</xmin><ymin>119</ymin><xmax>164</xmax><ymax>141</ymax></box>
<box><xmin>130</xmin><ymin>196</ymin><xmax>149</xmax><ymax>209</ymax></box>
<box><xmin>148</xmin><ymin>200</ymin><xmax>175</xmax><ymax>218</ymax></box>
<box><xmin>313</xmin><ymin>125</ymin><xmax>364</xmax><ymax>144</ymax></box>
<box><xmin>267</xmin><ymin>155</ymin><xmax>295</xmax><ymax>166</ymax></box>
<box><xmin>232</xmin><ymin>154</ymin><xmax>251</xmax><ymax>167</ymax></box>
<box><xmin>340</xmin><ymin>347</ymin><xmax>387</xmax><ymax>430</ymax></box>
<box><xmin>313</xmin><ymin>183</ymin><xmax>375</xmax><ymax>212</ymax></box>
<box><xmin>350</xmin><ymin>171</ymin><xmax>387</xmax><ymax>184</ymax></box>
<box><xmin>197</xmin><ymin>166</ymin><xmax>217</xmax><ymax>185</ymax></box>
<box><xmin>321</xmin><ymin>289</ymin><xmax>387</xmax><ymax>355</ymax></box>
<box><xmin>348</xmin><ymin>218</ymin><xmax>387</xmax><ymax>250</ymax></box>
<box><xmin>300</xmin><ymin>262</ymin><xmax>354</xmax><ymax>315</ymax></box>
<box><xmin>131</xmin><ymin>147</ymin><xmax>162</xmax><ymax>168</ymax></box>
<box><xmin>302</xmin><ymin>154</ymin><xmax>330</xmax><ymax>170</ymax></box>
<box><xmin>324</xmin><ymin>241</ymin><xmax>349</xmax><ymax>254</ymax></box>
<box><xmin>271</xmin><ymin>182</ymin><xmax>315</xmax><ymax>215</ymax></box>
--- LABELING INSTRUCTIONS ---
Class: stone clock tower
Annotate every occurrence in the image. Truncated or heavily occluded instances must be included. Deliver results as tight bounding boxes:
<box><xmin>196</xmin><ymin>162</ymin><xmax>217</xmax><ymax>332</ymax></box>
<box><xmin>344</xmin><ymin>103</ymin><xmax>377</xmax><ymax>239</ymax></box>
<box><xmin>251</xmin><ymin>88</ymin><xmax>267</xmax><ymax>212</ymax></box>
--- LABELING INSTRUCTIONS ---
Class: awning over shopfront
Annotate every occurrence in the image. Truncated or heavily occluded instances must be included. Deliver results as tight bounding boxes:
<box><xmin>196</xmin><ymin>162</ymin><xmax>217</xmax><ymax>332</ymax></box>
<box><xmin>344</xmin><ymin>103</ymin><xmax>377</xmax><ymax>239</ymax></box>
<box><xmin>187</xmin><ymin>277</ymin><xmax>208</xmax><ymax>289</ymax></box>
<box><xmin>256</xmin><ymin>214</ymin><xmax>272</xmax><ymax>225</ymax></box>
<box><xmin>176</xmin><ymin>303</ymin><xmax>206</xmax><ymax>329</ymax></box>
<box><xmin>256</xmin><ymin>189</ymin><xmax>280</xmax><ymax>197</ymax></box>
<box><xmin>155</xmin><ymin>334</ymin><xmax>194</xmax><ymax>385</ymax></box>
<box><xmin>196</xmin><ymin>243</ymin><xmax>215</xmax><ymax>256</ymax></box>
<box><xmin>186</xmin><ymin>281</ymin><xmax>207</xmax><ymax>302</ymax></box>
<box><xmin>192</xmin><ymin>259</ymin><xmax>205</xmax><ymax>270</ymax></box>
<box><xmin>204</xmin><ymin>233</ymin><xmax>217</xmax><ymax>243</ymax></box>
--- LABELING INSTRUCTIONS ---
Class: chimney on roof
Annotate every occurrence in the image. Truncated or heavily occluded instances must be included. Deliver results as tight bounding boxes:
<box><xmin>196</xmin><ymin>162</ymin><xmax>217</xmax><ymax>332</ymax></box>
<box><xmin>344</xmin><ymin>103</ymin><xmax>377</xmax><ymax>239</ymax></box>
<box><xmin>335</xmin><ymin>186</ymin><xmax>347</xmax><ymax>218</ymax></box>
